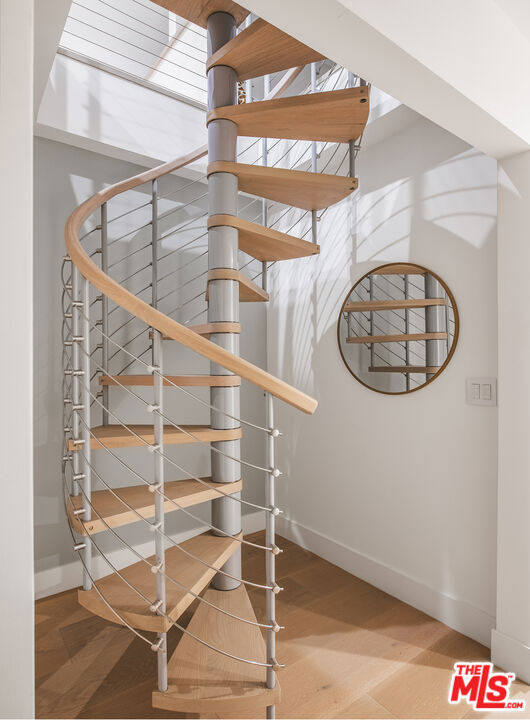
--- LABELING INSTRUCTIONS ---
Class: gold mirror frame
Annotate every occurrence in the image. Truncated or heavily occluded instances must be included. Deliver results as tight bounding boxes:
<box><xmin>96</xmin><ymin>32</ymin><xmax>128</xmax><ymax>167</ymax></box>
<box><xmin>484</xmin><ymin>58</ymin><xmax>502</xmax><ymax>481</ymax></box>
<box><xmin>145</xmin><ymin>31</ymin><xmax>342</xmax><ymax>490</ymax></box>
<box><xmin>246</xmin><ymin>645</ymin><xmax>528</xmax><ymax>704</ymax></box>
<box><xmin>337</xmin><ymin>262</ymin><xmax>460</xmax><ymax>395</ymax></box>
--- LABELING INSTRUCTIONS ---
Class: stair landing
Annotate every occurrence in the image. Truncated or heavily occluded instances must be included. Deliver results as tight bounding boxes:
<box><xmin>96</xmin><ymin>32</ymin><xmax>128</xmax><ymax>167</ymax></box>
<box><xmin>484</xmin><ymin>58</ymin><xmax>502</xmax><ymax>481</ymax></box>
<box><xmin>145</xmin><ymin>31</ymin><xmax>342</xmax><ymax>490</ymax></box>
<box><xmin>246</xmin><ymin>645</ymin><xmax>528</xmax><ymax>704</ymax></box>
<box><xmin>152</xmin><ymin>584</ymin><xmax>279</xmax><ymax>714</ymax></box>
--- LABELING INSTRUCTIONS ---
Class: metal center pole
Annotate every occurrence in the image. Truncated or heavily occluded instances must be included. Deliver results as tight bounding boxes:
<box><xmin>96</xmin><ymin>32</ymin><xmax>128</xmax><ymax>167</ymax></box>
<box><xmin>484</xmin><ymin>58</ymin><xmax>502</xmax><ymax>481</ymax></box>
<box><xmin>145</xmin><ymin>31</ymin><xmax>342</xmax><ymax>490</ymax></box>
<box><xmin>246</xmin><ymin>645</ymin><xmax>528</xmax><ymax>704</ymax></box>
<box><xmin>425</xmin><ymin>273</ymin><xmax>446</xmax><ymax>380</ymax></box>
<box><xmin>207</xmin><ymin>11</ymin><xmax>242</xmax><ymax>591</ymax></box>
<box><xmin>404</xmin><ymin>274</ymin><xmax>411</xmax><ymax>391</ymax></box>
<box><xmin>101</xmin><ymin>203</ymin><xmax>109</xmax><ymax>424</ymax></box>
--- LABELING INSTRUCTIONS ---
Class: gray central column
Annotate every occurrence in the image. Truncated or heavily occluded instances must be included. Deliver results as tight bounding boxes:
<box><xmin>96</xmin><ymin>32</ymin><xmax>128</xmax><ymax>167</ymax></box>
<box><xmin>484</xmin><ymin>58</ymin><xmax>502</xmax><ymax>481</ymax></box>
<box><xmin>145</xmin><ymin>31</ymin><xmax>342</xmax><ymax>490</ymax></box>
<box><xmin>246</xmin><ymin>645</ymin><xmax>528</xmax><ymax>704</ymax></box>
<box><xmin>425</xmin><ymin>273</ymin><xmax>446</xmax><ymax>380</ymax></box>
<box><xmin>207</xmin><ymin>12</ymin><xmax>242</xmax><ymax>591</ymax></box>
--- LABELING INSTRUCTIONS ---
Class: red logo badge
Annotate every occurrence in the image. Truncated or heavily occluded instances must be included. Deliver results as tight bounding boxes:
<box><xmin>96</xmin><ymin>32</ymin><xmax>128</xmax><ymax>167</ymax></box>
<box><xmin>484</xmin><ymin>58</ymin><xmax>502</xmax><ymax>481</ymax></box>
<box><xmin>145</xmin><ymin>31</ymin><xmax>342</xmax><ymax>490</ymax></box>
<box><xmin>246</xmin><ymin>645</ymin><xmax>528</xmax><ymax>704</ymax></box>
<box><xmin>449</xmin><ymin>662</ymin><xmax>525</xmax><ymax>711</ymax></box>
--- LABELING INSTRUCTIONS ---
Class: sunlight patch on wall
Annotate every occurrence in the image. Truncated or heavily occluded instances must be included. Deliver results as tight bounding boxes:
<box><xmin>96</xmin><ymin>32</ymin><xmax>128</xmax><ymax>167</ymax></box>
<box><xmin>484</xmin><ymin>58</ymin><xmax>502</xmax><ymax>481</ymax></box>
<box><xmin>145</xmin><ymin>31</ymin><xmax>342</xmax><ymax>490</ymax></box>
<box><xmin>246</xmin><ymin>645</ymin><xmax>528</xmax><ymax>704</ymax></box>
<box><xmin>421</xmin><ymin>150</ymin><xmax>496</xmax><ymax>249</ymax></box>
<box><xmin>356</xmin><ymin>177</ymin><xmax>412</xmax><ymax>263</ymax></box>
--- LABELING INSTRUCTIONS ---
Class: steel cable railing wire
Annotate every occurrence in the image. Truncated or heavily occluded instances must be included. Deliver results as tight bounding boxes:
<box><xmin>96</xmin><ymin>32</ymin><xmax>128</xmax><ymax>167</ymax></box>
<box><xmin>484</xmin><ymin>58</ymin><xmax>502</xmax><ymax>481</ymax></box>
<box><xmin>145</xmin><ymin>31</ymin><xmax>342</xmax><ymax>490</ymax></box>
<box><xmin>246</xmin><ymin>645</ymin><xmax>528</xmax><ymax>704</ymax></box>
<box><xmin>62</xmin><ymin>311</ymin><xmax>279</xmax><ymax>538</ymax></box>
<box><xmin>63</xmin><ymin>486</ymin><xmax>282</xmax><ymax>666</ymax></box>
<box><xmin>68</xmin><ymin>412</ymin><xmax>276</xmax><ymax>590</ymax></box>
<box><xmin>66</xmin><ymin>437</ymin><xmax>274</xmax><ymax>556</ymax></box>
<box><xmin>91</xmin><ymin>0</ymin><xmax>207</xmax><ymax>47</ymax></box>
<box><xmin>81</xmin><ymin>347</ymin><xmax>277</xmax><ymax>477</ymax></box>
<box><xmin>62</xmin><ymin>299</ymin><xmax>275</xmax><ymax>438</ymax></box>
<box><xmin>63</xmin><ymin>474</ymin><xmax>277</xmax><ymax>628</ymax></box>
<box><xmin>65</xmin><ymin>16</ymin><xmax>206</xmax><ymax>79</ymax></box>
<box><xmin>86</xmin><ymin>373</ymin><xmax>278</xmax><ymax>503</ymax></box>
<box><xmin>62</xmin><ymin>29</ymin><xmax>207</xmax><ymax>95</ymax></box>
<box><xmin>70</xmin><ymin>1</ymin><xmax>205</xmax><ymax>65</ymax></box>
<box><xmin>62</xmin><ymin>320</ymin><xmax>278</xmax><ymax>510</ymax></box>
<box><xmin>64</xmin><ymin>399</ymin><xmax>276</xmax><ymax>551</ymax></box>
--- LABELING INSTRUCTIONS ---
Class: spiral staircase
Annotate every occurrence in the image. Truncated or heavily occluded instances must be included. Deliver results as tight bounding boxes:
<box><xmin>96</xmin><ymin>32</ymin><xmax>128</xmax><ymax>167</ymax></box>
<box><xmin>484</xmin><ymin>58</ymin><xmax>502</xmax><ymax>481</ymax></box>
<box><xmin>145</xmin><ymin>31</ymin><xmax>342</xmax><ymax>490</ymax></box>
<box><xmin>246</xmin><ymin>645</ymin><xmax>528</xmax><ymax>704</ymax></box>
<box><xmin>61</xmin><ymin>1</ymin><xmax>370</xmax><ymax>717</ymax></box>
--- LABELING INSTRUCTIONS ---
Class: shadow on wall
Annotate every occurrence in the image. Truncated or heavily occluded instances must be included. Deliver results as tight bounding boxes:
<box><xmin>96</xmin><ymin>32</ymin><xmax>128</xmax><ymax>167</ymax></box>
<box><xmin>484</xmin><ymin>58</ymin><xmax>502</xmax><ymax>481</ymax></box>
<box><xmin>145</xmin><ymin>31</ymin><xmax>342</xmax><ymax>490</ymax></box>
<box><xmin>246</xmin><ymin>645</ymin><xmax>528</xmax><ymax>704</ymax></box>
<box><xmin>268</xmin><ymin>115</ymin><xmax>498</xmax><ymax>639</ymax></box>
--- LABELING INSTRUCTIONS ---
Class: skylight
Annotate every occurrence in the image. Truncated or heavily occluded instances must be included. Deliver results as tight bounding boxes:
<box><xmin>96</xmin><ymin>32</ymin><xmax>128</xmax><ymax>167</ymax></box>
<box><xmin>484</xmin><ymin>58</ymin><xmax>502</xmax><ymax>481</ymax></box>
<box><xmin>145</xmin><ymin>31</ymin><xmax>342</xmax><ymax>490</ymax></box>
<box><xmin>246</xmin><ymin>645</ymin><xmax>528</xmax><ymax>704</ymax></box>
<box><xmin>59</xmin><ymin>0</ymin><xmax>207</xmax><ymax>106</ymax></box>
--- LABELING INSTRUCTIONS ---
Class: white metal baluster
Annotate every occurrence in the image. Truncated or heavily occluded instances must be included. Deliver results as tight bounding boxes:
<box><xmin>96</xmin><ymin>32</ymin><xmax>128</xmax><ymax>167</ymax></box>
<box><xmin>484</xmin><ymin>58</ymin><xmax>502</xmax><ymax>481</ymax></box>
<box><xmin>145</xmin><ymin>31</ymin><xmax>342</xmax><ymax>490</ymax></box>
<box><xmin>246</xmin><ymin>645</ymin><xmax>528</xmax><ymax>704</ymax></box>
<box><xmin>151</xmin><ymin>176</ymin><xmax>167</xmax><ymax>691</ymax></box>
<box><xmin>348</xmin><ymin>71</ymin><xmax>357</xmax><ymax>178</ymax></box>
<box><xmin>369</xmin><ymin>275</ymin><xmax>375</xmax><ymax>368</ymax></box>
<box><xmin>444</xmin><ymin>290</ymin><xmax>450</xmax><ymax>356</ymax></box>
<box><xmin>244</xmin><ymin>13</ymin><xmax>254</xmax><ymax>104</ymax></box>
<box><xmin>266</xmin><ymin>392</ymin><xmax>277</xmax><ymax>719</ymax></box>
<box><xmin>404</xmin><ymin>274</ymin><xmax>411</xmax><ymax>391</ymax></box>
<box><xmin>80</xmin><ymin>275</ymin><xmax>92</xmax><ymax>590</ymax></box>
<box><xmin>101</xmin><ymin>203</ymin><xmax>109</xmax><ymax>424</ymax></box>
<box><xmin>71</xmin><ymin>266</ymin><xmax>81</xmax><ymax>497</ymax></box>
<box><xmin>152</xmin><ymin>330</ymin><xmax>167</xmax><ymax>688</ymax></box>
<box><xmin>311</xmin><ymin>62</ymin><xmax>318</xmax><ymax>244</ymax></box>
<box><xmin>262</xmin><ymin>73</ymin><xmax>270</xmax><ymax>291</ymax></box>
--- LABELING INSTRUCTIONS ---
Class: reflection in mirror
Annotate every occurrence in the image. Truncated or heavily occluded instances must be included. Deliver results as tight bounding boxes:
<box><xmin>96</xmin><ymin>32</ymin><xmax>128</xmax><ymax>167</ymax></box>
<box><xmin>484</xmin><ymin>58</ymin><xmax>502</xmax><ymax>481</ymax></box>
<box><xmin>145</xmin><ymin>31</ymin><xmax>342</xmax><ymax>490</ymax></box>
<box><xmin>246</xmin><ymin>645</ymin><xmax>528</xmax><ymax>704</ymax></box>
<box><xmin>337</xmin><ymin>263</ymin><xmax>459</xmax><ymax>394</ymax></box>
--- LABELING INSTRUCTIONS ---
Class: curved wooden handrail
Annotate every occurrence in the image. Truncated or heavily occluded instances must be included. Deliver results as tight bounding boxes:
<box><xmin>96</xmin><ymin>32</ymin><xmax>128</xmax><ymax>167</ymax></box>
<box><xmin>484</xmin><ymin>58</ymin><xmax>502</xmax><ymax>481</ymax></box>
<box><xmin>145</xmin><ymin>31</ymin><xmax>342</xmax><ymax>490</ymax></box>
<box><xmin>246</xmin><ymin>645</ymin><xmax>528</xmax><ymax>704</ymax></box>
<box><xmin>65</xmin><ymin>144</ymin><xmax>318</xmax><ymax>415</ymax></box>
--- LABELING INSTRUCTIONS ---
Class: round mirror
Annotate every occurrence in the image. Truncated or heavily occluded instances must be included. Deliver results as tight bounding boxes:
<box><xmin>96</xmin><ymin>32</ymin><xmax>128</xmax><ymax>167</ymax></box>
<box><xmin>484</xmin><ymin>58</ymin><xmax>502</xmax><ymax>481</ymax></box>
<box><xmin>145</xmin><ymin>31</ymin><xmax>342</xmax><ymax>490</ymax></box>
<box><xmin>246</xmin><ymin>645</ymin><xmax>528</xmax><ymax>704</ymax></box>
<box><xmin>337</xmin><ymin>263</ymin><xmax>459</xmax><ymax>394</ymax></box>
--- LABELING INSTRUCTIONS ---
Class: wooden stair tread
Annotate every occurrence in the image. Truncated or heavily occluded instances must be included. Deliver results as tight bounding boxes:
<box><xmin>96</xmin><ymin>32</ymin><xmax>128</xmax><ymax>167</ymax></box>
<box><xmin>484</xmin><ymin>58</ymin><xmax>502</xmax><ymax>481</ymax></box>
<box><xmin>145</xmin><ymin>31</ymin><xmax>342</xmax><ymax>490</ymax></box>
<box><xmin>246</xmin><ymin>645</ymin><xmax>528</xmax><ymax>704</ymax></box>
<box><xmin>369</xmin><ymin>365</ymin><xmax>441</xmax><ymax>374</ymax></box>
<box><xmin>206</xmin><ymin>268</ymin><xmax>269</xmax><ymax>302</ymax></box>
<box><xmin>208</xmin><ymin>161</ymin><xmax>357</xmax><ymax>211</ymax></box>
<box><xmin>78</xmin><ymin>531</ymin><xmax>241</xmax><ymax>632</ymax></box>
<box><xmin>152</xmin><ymin>584</ymin><xmax>279</xmax><ymax>714</ymax></box>
<box><xmin>68</xmin><ymin>477</ymin><xmax>243</xmax><ymax>535</ymax></box>
<box><xmin>206</xmin><ymin>18</ymin><xmax>324</xmax><ymax>81</ymax></box>
<box><xmin>347</xmin><ymin>332</ymin><xmax>447</xmax><ymax>344</ymax></box>
<box><xmin>187</xmin><ymin>322</ymin><xmax>240</xmax><ymax>337</ymax></box>
<box><xmin>208</xmin><ymin>215</ymin><xmax>320</xmax><ymax>261</ymax></box>
<box><xmin>344</xmin><ymin>299</ymin><xmax>446</xmax><ymax>312</ymax></box>
<box><xmin>207</xmin><ymin>87</ymin><xmax>370</xmax><ymax>143</ymax></box>
<box><xmin>68</xmin><ymin>425</ymin><xmax>242</xmax><ymax>451</ymax></box>
<box><xmin>99</xmin><ymin>374</ymin><xmax>241</xmax><ymax>387</ymax></box>
<box><xmin>149</xmin><ymin>1</ymin><xmax>249</xmax><ymax>28</ymax></box>
<box><xmin>372</xmin><ymin>264</ymin><xmax>426</xmax><ymax>275</ymax></box>
<box><xmin>154</xmin><ymin>322</ymin><xmax>241</xmax><ymax>340</ymax></box>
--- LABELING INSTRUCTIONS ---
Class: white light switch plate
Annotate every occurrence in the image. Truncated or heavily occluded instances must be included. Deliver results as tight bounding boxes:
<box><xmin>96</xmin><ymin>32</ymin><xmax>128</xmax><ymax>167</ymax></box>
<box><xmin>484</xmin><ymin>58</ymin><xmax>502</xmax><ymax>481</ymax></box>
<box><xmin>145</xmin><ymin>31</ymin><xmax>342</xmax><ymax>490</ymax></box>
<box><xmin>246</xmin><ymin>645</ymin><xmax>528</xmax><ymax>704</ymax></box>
<box><xmin>466</xmin><ymin>377</ymin><xmax>497</xmax><ymax>406</ymax></box>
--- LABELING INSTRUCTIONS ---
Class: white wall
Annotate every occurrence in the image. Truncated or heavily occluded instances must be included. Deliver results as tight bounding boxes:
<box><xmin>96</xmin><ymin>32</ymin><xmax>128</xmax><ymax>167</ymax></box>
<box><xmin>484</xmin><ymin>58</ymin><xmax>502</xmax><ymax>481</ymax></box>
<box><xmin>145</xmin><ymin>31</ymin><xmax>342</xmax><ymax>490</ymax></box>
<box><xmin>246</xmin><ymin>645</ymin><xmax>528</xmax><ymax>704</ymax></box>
<box><xmin>269</xmin><ymin>116</ymin><xmax>498</xmax><ymax>646</ymax></box>
<box><xmin>243</xmin><ymin>0</ymin><xmax>530</xmax><ymax>159</ymax></box>
<box><xmin>492</xmin><ymin>149</ymin><xmax>530</xmax><ymax>682</ymax></box>
<box><xmin>34</xmin><ymin>136</ymin><xmax>267</xmax><ymax>598</ymax></box>
<box><xmin>0</xmin><ymin>1</ymin><xmax>35</xmax><ymax>717</ymax></box>
<box><xmin>36</xmin><ymin>53</ymin><xmax>207</xmax><ymax>174</ymax></box>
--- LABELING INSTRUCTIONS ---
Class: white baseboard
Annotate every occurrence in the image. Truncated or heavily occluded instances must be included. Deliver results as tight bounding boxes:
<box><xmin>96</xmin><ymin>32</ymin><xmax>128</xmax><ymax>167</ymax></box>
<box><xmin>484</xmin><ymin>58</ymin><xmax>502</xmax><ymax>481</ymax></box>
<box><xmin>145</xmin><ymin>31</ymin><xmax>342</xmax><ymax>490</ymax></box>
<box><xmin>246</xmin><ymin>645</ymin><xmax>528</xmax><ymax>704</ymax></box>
<box><xmin>35</xmin><ymin>511</ymin><xmax>265</xmax><ymax>600</ymax></box>
<box><xmin>492</xmin><ymin>629</ymin><xmax>530</xmax><ymax>683</ymax></box>
<box><xmin>277</xmin><ymin>515</ymin><xmax>495</xmax><ymax>648</ymax></box>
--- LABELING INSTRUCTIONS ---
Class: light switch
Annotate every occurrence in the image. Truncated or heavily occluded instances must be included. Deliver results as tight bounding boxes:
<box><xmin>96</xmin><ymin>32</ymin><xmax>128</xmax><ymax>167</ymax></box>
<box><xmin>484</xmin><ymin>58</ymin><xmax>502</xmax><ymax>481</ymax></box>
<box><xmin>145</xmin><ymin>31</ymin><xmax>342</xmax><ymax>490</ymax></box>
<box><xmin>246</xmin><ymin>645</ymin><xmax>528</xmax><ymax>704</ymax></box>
<box><xmin>482</xmin><ymin>383</ymin><xmax>491</xmax><ymax>401</ymax></box>
<box><xmin>466</xmin><ymin>378</ymin><xmax>497</xmax><ymax>406</ymax></box>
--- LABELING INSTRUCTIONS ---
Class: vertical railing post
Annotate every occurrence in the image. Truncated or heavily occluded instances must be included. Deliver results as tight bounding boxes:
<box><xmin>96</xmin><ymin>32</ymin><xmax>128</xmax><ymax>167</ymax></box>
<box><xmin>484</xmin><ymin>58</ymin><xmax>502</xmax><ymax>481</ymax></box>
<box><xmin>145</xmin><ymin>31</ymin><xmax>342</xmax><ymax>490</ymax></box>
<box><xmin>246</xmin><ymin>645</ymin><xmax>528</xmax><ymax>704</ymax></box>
<box><xmin>444</xmin><ymin>291</ymin><xmax>450</xmax><ymax>356</ymax></box>
<box><xmin>152</xmin><ymin>330</ymin><xmax>167</xmax><ymax>691</ymax></box>
<box><xmin>207</xmin><ymin>11</ymin><xmax>242</xmax><ymax>592</ymax></box>
<box><xmin>152</xmin><ymin>179</ymin><xmax>158</xmax><ymax>309</ymax></box>
<box><xmin>262</xmin><ymin>73</ymin><xmax>270</xmax><ymax>291</ymax></box>
<box><xmin>311</xmin><ymin>62</ymin><xmax>318</xmax><ymax>244</ymax></box>
<box><xmin>244</xmin><ymin>14</ymin><xmax>254</xmax><ymax>105</ymax></box>
<box><xmin>80</xmin><ymin>275</ymin><xmax>92</xmax><ymax>590</ymax></box>
<box><xmin>100</xmin><ymin>203</ymin><xmax>109</xmax><ymax>424</ymax></box>
<box><xmin>71</xmin><ymin>265</ymin><xmax>81</xmax><ymax>498</ymax></box>
<box><xmin>425</xmin><ymin>272</ymin><xmax>446</xmax><ymax>380</ymax></box>
<box><xmin>150</xmin><ymin>176</ymin><xmax>167</xmax><ymax>692</ymax></box>
<box><xmin>368</xmin><ymin>275</ymin><xmax>375</xmax><ymax>368</ymax></box>
<box><xmin>348</xmin><ymin>72</ymin><xmax>357</xmax><ymax>178</ymax></box>
<box><xmin>404</xmin><ymin>274</ymin><xmax>411</xmax><ymax>391</ymax></box>
<box><xmin>266</xmin><ymin>392</ymin><xmax>277</xmax><ymax>720</ymax></box>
